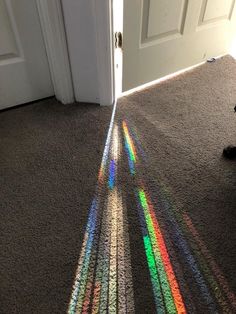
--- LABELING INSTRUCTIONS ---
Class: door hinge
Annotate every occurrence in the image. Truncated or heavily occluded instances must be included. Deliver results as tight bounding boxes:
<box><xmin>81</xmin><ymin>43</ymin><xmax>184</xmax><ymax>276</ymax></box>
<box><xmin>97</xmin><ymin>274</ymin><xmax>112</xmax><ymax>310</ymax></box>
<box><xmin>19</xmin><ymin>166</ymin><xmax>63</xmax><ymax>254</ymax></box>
<box><xmin>115</xmin><ymin>32</ymin><xmax>123</xmax><ymax>49</ymax></box>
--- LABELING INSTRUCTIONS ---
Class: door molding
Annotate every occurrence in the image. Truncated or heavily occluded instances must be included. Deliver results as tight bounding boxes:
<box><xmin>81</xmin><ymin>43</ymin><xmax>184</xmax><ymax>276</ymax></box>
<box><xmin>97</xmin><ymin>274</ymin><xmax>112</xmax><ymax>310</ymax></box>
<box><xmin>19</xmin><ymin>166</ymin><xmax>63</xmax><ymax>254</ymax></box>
<box><xmin>61</xmin><ymin>0</ymin><xmax>115</xmax><ymax>106</ymax></box>
<box><xmin>36</xmin><ymin>0</ymin><xmax>74</xmax><ymax>104</ymax></box>
<box><xmin>91</xmin><ymin>0</ymin><xmax>115</xmax><ymax>106</ymax></box>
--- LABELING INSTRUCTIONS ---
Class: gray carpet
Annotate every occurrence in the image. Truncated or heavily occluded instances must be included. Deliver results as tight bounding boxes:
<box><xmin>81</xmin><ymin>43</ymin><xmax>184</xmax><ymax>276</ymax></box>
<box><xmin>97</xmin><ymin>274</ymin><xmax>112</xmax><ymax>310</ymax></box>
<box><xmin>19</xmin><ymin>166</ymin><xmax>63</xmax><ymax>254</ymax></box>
<box><xmin>1</xmin><ymin>55</ymin><xmax>236</xmax><ymax>314</ymax></box>
<box><xmin>115</xmin><ymin>55</ymin><xmax>236</xmax><ymax>313</ymax></box>
<box><xmin>0</xmin><ymin>100</ymin><xmax>112</xmax><ymax>313</ymax></box>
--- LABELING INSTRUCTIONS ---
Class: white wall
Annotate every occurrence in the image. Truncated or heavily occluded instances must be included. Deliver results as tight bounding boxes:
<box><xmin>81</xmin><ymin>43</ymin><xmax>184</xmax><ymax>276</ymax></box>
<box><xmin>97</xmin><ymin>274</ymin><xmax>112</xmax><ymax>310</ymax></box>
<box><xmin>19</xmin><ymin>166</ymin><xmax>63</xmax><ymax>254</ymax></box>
<box><xmin>62</xmin><ymin>0</ymin><xmax>99</xmax><ymax>103</ymax></box>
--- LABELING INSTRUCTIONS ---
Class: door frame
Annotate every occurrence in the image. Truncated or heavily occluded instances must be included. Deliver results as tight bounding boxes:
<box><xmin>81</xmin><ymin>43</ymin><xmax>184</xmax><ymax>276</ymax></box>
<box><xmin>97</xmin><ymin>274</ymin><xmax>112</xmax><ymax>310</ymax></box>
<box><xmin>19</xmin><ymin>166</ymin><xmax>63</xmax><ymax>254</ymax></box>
<box><xmin>37</xmin><ymin>0</ymin><xmax>116</xmax><ymax>106</ymax></box>
<box><xmin>36</xmin><ymin>0</ymin><xmax>74</xmax><ymax>104</ymax></box>
<box><xmin>91</xmin><ymin>0</ymin><xmax>115</xmax><ymax>106</ymax></box>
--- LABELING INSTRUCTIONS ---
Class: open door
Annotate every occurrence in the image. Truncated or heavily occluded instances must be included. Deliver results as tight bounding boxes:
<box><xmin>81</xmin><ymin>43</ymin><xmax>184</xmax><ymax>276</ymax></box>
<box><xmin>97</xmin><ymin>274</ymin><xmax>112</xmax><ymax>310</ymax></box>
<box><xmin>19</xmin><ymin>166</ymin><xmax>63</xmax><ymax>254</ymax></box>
<box><xmin>0</xmin><ymin>0</ymin><xmax>54</xmax><ymax>109</ymax></box>
<box><xmin>123</xmin><ymin>0</ymin><xmax>236</xmax><ymax>92</ymax></box>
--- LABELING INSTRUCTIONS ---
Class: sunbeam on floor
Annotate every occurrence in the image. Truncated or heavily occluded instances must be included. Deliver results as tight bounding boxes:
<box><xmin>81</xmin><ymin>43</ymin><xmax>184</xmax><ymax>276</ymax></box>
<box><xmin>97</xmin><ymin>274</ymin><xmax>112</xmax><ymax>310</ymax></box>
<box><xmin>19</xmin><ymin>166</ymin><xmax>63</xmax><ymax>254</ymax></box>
<box><xmin>68</xmin><ymin>55</ymin><xmax>236</xmax><ymax>313</ymax></box>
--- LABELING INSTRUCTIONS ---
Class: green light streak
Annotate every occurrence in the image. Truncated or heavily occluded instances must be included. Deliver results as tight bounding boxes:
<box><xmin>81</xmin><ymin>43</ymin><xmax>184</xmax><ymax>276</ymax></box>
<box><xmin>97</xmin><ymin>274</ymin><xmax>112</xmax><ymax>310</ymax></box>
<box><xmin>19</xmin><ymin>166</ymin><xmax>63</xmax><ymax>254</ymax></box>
<box><xmin>143</xmin><ymin>235</ymin><xmax>165</xmax><ymax>313</ymax></box>
<box><xmin>124</xmin><ymin>136</ymin><xmax>136</xmax><ymax>162</ymax></box>
<box><xmin>139</xmin><ymin>190</ymin><xmax>177</xmax><ymax>314</ymax></box>
<box><xmin>139</xmin><ymin>190</ymin><xmax>148</xmax><ymax>209</ymax></box>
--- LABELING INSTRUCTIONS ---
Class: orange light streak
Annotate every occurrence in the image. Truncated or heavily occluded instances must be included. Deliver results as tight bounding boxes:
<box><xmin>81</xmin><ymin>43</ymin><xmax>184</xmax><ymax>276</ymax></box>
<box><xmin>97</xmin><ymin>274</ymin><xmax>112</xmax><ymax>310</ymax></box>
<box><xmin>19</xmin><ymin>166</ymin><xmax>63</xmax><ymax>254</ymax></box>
<box><xmin>144</xmin><ymin>190</ymin><xmax>187</xmax><ymax>314</ymax></box>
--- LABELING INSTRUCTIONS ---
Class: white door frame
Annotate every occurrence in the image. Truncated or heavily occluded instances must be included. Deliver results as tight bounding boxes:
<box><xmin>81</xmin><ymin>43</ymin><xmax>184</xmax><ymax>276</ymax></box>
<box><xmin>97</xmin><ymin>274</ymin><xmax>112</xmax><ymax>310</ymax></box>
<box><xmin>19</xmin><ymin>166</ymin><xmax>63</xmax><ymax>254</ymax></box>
<box><xmin>36</xmin><ymin>0</ymin><xmax>74</xmax><ymax>104</ymax></box>
<box><xmin>91</xmin><ymin>0</ymin><xmax>115</xmax><ymax>106</ymax></box>
<box><xmin>36</xmin><ymin>0</ymin><xmax>116</xmax><ymax>106</ymax></box>
<box><xmin>61</xmin><ymin>0</ymin><xmax>116</xmax><ymax>106</ymax></box>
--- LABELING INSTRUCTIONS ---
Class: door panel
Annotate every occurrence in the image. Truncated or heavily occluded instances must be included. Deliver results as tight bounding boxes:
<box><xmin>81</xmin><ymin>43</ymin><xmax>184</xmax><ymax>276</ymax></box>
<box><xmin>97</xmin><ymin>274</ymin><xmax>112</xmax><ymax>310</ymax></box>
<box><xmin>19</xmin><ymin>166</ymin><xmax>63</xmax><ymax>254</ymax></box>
<box><xmin>145</xmin><ymin>0</ymin><xmax>187</xmax><ymax>40</ymax></box>
<box><xmin>0</xmin><ymin>0</ymin><xmax>18</xmax><ymax>57</ymax></box>
<box><xmin>199</xmin><ymin>0</ymin><xmax>234</xmax><ymax>24</ymax></box>
<box><xmin>0</xmin><ymin>0</ymin><xmax>53</xmax><ymax>109</ymax></box>
<box><xmin>123</xmin><ymin>0</ymin><xmax>236</xmax><ymax>91</ymax></box>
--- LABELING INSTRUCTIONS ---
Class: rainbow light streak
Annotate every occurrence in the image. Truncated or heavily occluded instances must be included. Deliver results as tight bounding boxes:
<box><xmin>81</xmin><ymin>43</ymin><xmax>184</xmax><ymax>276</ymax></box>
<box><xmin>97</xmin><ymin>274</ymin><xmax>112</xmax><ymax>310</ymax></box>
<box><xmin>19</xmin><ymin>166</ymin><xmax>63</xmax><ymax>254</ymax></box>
<box><xmin>108</xmin><ymin>127</ymin><xmax>119</xmax><ymax>312</ymax></box>
<box><xmin>80</xmin><ymin>204</ymin><xmax>110</xmax><ymax>313</ymax></box>
<box><xmin>91</xmin><ymin>198</ymin><xmax>112</xmax><ymax>314</ymax></box>
<box><xmin>112</xmin><ymin>124</ymin><xmax>119</xmax><ymax>161</ymax></box>
<box><xmin>122</xmin><ymin>213</ymin><xmax>135</xmax><ymax>313</ymax></box>
<box><xmin>122</xmin><ymin>120</ymin><xmax>137</xmax><ymax>174</ymax></box>
<box><xmin>68</xmin><ymin>103</ymin><xmax>117</xmax><ymax>313</ymax></box>
<box><xmin>108</xmin><ymin>189</ymin><xmax>118</xmax><ymax>312</ymax></box>
<box><xmin>153</xmin><ymin>178</ymin><xmax>236</xmax><ymax>311</ymax></box>
<box><xmin>122</xmin><ymin>118</ymin><xmax>235</xmax><ymax>312</ymax></box>
<box><xmin>117</xmin><ymin>182</ymin><xmax>136</xmax><ymax>312</ymax></box>
<box><xmin>122</xmin><ymin>120</ymin><xmax>186</xmax><ymax>313</ymax></box>
<box><xmin>68</xmin><ymin>113</ymin><xmax>135</xmax><ymax>313</ymax></box>
<box><xmin>68</xmin><ymin>198</ymin><xmax>98</xmax><ymax>313</ymax></box>
<box><xmin>117</xmin><ymin>193</ymin><xmax>129</xmax><ymax>313</ymax></box>
<box><xmin>122</xmin><ymin>121</ymin><xmax>137</xmax><ymax>161</ymax></box>
<box><xmin>135</xmin><ymin>192</ymin><xmax>165</xmax><ymax>311</ymax></box>
<box><xmin>108</xmin><ymin>160</ymin><xmax>116</xmax><ymax>190</ymax></box>
<box><xmin>126</xmin><ymin>119</ymin><xmax>148</xmax><ymax>162</ymax></box>
<box><xmin>138</xmin><ymin>189</ymin><xmax>186</xmax><ymax>314</ymax></box>
<box><xmin>139</xmin><ymin>190</ymin><xmax>176</xmax><ymax>312</ymax></box>
<box><xmin>74</xmin><ymin>204</ymin><xmax>100</xmax><ymax>312</ymax></box>
<box><xmin>182</xmin><ymin>212</ymin><xmax>236</xmax><ymax>311</ymax></box>
<box><xmin>81</xmin><ymin>249</ymin><xmax>97</xmax><ymax>313</ymax></box>
<box><xmin>91</xmin><ymin>193</ymin><xmax>112</xmax><ymax>313</ymax></box>
<box><xmin>177</xmin><ymin>230</ymin><xmax>230</xmax><ymax>313</ymax></box>
<box><xmin>95</xmin><ymin>211</ymin><xmax>111</xmax><ymax>313</ymax></box>
<box><xmin>98</xmin><ymin>103</ymin><xmax>117</xmax><ymax>183</ymax></box>
<box><xmin>152</xmin><ymin>187</ymin><xmax>218</xmax><ymax>312</ymax></box>
<box><xmin>69</xmin><ymin>234</ymin><xmax>88</xmax><ymax>313</ymax></box>
<box><xmin>91</xmin><ymin>282</ymin><xmax>101</xmax><ymax>313</ymax></box>
<box><xmin>124</xmin><ymin>140</ymin><xmax>135</xmax><ymax>175</ymax></box>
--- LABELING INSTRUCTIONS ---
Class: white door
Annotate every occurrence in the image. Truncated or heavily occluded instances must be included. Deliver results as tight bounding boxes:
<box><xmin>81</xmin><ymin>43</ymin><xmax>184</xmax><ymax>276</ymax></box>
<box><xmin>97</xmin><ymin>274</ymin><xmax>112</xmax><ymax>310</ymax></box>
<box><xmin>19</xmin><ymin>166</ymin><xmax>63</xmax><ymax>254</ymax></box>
<box><xmin>0</xmin><ymin>0</ymin><xmax>54</xmax><ymax>109</ymax></box>
<box><xmin>123</xmin><ymin>0</ymin><xmax>236</xmax><ymax>91</ymax></box>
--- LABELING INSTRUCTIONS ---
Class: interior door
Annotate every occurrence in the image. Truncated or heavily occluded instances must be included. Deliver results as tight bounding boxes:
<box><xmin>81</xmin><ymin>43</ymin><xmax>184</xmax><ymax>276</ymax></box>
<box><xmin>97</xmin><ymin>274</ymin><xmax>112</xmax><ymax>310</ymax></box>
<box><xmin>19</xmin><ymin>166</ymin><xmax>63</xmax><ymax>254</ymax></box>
<box><xmin>0</xmin><ymin>0</ymin><xmax>53</xmax><ymax>110</ymax></box>
<box><xmin>123</xmin><ymin>0</ymin><xmax>236</xmax><ymax>91</ymax></box>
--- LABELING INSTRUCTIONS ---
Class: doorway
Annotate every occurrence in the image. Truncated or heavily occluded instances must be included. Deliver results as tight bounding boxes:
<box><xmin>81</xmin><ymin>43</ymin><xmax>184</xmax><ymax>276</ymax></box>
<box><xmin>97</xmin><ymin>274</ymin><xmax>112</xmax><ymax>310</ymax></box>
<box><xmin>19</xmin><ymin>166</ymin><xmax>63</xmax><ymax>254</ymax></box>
<box><xmin>114</xmin><ymin>0</ymin><xmax>236</xmax><ymax>97</ymax></box>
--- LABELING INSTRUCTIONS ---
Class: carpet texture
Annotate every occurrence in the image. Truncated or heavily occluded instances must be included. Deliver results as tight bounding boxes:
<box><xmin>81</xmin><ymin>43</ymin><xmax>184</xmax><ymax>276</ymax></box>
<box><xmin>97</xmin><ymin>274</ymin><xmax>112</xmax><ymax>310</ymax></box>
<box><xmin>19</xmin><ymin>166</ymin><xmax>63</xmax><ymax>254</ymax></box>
<box><xmin>67</xmin><ymin>56</ymin><xmax>236</xmax><ymax>314</ymax></box>
<box><xmin>0</xmin><ymin>100</ymin><xmax>113</xmax><ymax>313</ymax></box>
<box><xmin>1</xmin><ymin>55</ymin><xmax>236</xmax><ymax>314</ymax></box>
<box><xmin>113</xmin><ymin>55</ymin><xmax>236</xmax><ymax>313</ymax></box>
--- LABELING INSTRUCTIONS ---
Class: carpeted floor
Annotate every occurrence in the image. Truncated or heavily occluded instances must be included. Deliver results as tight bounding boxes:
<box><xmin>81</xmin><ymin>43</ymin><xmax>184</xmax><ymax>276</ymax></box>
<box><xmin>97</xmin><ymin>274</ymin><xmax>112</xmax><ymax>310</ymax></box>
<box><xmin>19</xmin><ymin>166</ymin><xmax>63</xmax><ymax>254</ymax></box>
<box><xmin>0</xmin><ymin>100</ymin><xmax>113</xmax><ymax>313</ymax></box>
<box><xmin>114</xmin><ymin>55</ymin><xmax>236</xmax><ymax>313</ymax></box>
<box><xmin>1</xmin><ymin>55</ymin><xmax>236</xmax><ymax>313</ymax></box>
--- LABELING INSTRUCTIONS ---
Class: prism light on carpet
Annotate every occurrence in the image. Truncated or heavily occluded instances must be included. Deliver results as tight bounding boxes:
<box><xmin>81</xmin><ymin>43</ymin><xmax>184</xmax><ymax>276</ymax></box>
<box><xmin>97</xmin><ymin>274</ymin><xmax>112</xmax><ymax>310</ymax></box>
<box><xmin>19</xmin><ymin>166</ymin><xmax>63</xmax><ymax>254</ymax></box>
<box><xmin>68</xmin><ymin>114</ymin><xmax>134</xmax><ymax>313</ymax></box>
<box><xmin>122</xmin><ymin>120</ymin><xmax>137</xmax><ymax>175</ymax></box>
<box><xmin>122</xmin><ymin>119</ymin><xmax>236</xmax><ymax>313</ymax></box>
<box><xmin>137</xmin><ymin>188</ymin><xmax>186</xmax><ymax>314</ymax></box>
